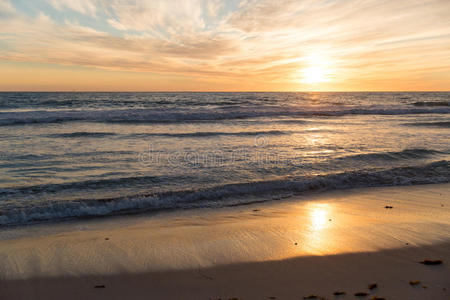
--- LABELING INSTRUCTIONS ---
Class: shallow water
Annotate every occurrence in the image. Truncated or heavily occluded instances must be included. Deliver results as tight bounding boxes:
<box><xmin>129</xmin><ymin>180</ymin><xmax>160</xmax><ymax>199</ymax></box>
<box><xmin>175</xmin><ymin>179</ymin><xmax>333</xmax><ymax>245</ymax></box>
<box><xmin>0</xmin><ymin>92</ymin><xmax>449</xmax><ymax>225</ymax></box>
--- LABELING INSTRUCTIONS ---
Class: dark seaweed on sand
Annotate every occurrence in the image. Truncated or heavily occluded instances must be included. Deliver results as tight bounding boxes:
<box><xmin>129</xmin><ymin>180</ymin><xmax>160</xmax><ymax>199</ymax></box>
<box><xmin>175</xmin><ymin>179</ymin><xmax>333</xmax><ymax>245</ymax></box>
<box><xmin>303</xmin><ymin>295</ymin><xmax>320</xmax><ymax>299</ymax></box>
<box><xmin>333</xmin><ymin>291</ymin><xmax>346</xmax><ymax>295</ymax></box>
<box><xmin>420</xmin><ymin>259</ymin><xmax>443</xmax><ymax>265</ymax></box>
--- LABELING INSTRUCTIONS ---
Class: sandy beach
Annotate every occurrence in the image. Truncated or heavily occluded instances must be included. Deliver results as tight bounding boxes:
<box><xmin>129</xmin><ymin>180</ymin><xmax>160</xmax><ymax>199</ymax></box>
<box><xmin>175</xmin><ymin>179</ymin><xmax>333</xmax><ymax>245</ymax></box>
<box><xmin>1</xmin><ymin>183</ymin><xmax>449</xmax><ymax>300</ymax></box>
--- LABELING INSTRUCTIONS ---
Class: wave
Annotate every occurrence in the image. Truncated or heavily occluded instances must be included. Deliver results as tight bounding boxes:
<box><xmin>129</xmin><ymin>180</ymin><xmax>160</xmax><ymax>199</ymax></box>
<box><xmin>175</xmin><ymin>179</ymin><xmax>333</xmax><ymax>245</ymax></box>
<box><xmin>1</xmin><ymin>106</ymin><xmax>449</xmax><ymax>126</ymax></box>
<box><xmin>336</xmin><ymin>148</ymin><xmax>446</xmax><ymax>162</ymax></box>
<box><xmin>48</xmin><ymin>132</ymin><xmax>117</xmax><ymax>138</ymax></box>
<box><xmin>1</xmin><ymin>160</ymin><xmax>448</xmax><ymax>226</ymax></box>
<box><xmin>403</xmin><ymin>121</ymin><xmax>450</xmax><ymax>128</ymax></box>
<box><xmin>413</xmin><ymin>101</ymin><xmax>449</xmax><ymax>107</ymax></box>
<box><xmin>44</xmin><ymin>130</ymin><xmax>290</xmax><ymax>139</ymax></box>
<box><xmin>0</xmin><ymin>150</ymin><xmax>136</xmax><ymax>162</ymax></box>
<box><xmin>129</xmin><ymin>130</ymin><xmax>290</xmax><ymax>138</ymax></box>
<box><xmin>276</xmin><ymin>119</ymin><xmax>309</xmax><ymax>124</ymax></box>
<box><xmin>0</xmin><ymin>175</ymin><xmax>176</xmax><ymax>197</ymax></box>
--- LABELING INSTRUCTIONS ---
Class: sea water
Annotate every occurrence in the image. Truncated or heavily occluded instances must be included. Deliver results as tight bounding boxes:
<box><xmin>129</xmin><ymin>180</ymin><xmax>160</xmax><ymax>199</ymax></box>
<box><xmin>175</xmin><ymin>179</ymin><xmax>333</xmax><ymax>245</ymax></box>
<box><xmin>0</xmin><ymin>92</ymin><xmax>449</xmax><ymax>226</ymax></box>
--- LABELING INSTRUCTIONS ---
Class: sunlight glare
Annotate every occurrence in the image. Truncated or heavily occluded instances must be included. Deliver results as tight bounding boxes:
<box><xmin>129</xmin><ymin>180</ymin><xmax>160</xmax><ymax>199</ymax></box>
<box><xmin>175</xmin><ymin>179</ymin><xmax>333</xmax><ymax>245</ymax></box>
<box><xmin>310</xmin><ymin>207</ymin><xmax>328</xmax><ymax>230</ymax></box>
<box><xmin>301</xmin><ymin>53</ymin><xmax>333</xmax><ymax>85</ymax></box>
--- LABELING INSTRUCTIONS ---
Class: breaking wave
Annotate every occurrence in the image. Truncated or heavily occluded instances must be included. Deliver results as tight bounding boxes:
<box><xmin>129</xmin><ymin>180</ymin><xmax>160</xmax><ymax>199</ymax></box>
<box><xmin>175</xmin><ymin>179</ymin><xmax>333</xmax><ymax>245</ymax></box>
<box><xmin>1</xmin><ymin>160</ymin><xmax>448</xmax><ymax>226</ymax></box>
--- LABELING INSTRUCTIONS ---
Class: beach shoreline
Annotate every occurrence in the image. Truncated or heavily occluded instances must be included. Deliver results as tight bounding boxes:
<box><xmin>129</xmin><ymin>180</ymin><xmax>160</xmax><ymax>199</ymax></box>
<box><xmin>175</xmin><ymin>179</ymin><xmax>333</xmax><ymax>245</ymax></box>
<box><xmin>1</xmin><ymin>183</ymin><xmax>449</xmax><ymax>299</ymax></box>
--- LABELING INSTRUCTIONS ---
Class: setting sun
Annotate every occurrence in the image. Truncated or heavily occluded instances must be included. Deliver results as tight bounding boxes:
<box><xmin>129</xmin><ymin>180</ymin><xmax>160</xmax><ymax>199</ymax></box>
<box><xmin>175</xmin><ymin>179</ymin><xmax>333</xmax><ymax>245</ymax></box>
<box><xmin>301</xmin><ymin>53</ymin><xmax>333</xmax><ymax>85</ymax></box>
<box><xmin>302</xmin><ymin>66</ymin><xmax>330</xmax><ymax>84</ymax></box>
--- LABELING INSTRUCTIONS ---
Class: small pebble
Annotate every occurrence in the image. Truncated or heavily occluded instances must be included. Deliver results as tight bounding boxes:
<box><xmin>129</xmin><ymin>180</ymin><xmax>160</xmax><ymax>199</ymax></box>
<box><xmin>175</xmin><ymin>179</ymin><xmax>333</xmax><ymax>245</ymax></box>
<box><xmin>354</xmin><ymin>292</ymin><xmax>368</xmax><ymax>296</ymax></box>
<box><xmin>370</xmin><ymin>297</ymin><xmax>386</xmax><ymax>300</ymax></box>
<box><xmin>105</xmin><ymin>238</ymin><xmax>109</xmax><ymax>240</ymax></box>
<box><xmin>368</xmin><ymin>283</ymin><xmax>378</xmax><ymax>290</ymax></box>
<box><xmin>409</xmin><ymin>280</ymin><xmax>420</xmax><ymax>285</ymax></box>
<box><xmin>384</xmin><ymin>205</ymin><xmax>393</xmax><ymax>209</ymax></box>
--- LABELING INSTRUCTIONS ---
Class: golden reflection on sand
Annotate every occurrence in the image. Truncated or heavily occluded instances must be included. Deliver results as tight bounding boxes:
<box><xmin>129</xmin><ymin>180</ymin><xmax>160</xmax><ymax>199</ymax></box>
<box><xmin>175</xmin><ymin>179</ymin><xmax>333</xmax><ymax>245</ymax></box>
<box><xmin>302</xmin><ymin>202</ymin><xmax>335</xmax><ymax>254</ymax></box>
<box><xmin>309</xmin><ymin>204</ymin><xmax>331</xmax><ymax>230</ymax></box>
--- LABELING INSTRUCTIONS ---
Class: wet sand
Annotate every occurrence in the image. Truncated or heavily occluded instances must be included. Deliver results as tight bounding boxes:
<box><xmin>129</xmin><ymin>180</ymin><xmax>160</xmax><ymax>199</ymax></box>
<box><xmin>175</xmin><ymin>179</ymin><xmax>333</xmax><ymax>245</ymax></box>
<box><xmin>1</xmin><ymin>183</ymin><xmax>449</xmax><ymax>299</ymax></box>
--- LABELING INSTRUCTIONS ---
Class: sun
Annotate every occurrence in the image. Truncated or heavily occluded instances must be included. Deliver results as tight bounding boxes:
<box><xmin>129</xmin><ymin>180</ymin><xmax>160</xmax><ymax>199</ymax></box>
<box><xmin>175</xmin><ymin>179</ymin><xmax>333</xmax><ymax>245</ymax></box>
<box><xmin>302</xmin><ymin>66</ymin><xmax>329</xmax><ymax>84</ymax></box>
<box><xmin>301</xmin><ymin>53</ymin><xmax>333</xmax><ymax>85</ymax></box>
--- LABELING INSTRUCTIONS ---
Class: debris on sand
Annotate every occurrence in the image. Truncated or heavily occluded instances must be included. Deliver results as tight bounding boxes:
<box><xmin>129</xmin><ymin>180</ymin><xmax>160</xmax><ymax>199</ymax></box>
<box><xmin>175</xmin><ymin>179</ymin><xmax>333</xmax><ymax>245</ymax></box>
<box><xmin>354</xmin><ymin>292</ymin><xmax>369</xmax><ymax>296</ymax></box>
<box><xmin>409</xmin><ymin>280</ymin><xmax>420</xmax><ymax>285</ymax></box>
<box><xmin>94</xmin><ymin>285</ymin><xmax>105</xmax><ymax>289</ymax></box>
<box><xmin>303</xmin><ymin>295</ymin><xmax>320</xmax><ymax>299</ymax></box>
<box><xmin>420</xmin><ymin>259</ymin><xmax>443</xmax><ymax>265</ymax></box>
<box><xmin>333</xmin><ymin>291</ymin><xmax>346</xmax><ymax>295</ymax></box>
<box><xmin>368</xmin><ymin>283</ymin><xmax>378</xmax><ymax>290</ymax></box>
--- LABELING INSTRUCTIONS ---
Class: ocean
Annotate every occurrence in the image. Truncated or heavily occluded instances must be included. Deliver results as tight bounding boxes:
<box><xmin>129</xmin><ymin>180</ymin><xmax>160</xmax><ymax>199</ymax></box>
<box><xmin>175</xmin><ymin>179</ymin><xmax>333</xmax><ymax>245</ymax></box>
<box><xmin>0</xmin><ymin>92</ymin><xmax>449</xmax><ymax>226</ymax></box>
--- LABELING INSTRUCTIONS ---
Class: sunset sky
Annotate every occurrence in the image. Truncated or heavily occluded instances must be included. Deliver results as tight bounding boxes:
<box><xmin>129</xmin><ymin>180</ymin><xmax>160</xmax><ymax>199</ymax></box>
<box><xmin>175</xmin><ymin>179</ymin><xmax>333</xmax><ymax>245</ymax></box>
<box><xmin>0</xmin><ymin>0</ymin><xmax>449</xmax><ymax>91</ymax></box>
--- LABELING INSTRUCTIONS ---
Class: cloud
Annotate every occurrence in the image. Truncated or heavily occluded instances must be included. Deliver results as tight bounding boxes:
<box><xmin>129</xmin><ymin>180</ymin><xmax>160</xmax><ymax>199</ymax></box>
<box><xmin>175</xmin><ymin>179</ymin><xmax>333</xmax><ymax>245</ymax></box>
<box><xmin>1</xmin><ymin>0</ymin><xmax>450</xmax><ymax>90</ymax></box>
<box><xmin>106</xmin><ymin>0</ymin><xmax>206</xmax><ymax>35</ymax></box>
<box><xmin>206</xmin><ymin>0</ymin><xmax>223</xmax><ymax>18</ymax></box>
<box><xmin>0</xmin><ymin>0</ymin><xmax>16</xmax><ymax>17</ymax></box>
<box><xmin>46</xmin><ymin>0</ymin><xmax>99</xmax><ymax>17</ymax></box>
<box><xmin>0</xmin><ymin>9</ymin><xmax>240</xmax><ymax>79</ymax></box>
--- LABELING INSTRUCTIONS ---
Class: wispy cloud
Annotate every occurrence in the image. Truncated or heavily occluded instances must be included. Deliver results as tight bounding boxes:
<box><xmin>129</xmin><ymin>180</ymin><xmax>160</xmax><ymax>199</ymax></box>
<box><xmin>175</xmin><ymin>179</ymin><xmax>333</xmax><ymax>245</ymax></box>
<box><xmin>0</xmin><ymin>0</ymin><xmax>16</xmax><ymax>17</ymax></box>
<box><xmin>46</xmin><ymin>0</ymin><xmax>99</xmax><ymax>17</ymax></box>
<box><xmin>0</xmin><ymin>0</ymin><xmax>449</xmax><ymax>90</ymax></box>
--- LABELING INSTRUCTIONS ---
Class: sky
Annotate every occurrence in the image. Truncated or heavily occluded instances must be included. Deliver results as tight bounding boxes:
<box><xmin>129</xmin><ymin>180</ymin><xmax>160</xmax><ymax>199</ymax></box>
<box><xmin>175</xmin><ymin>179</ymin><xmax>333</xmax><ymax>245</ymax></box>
<box><xmin>0</xmin><ymin>0</ymin><xmax>449</xmax><ymax>91</ymax></box>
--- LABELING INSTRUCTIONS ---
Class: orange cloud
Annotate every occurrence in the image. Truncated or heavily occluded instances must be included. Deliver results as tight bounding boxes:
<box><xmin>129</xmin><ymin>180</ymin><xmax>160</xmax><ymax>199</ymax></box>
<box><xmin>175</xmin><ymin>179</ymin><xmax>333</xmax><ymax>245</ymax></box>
<box><xmin>0</xmin><ymin>0</ymin><xmax>449</xmax><ymax>91</ymax></box>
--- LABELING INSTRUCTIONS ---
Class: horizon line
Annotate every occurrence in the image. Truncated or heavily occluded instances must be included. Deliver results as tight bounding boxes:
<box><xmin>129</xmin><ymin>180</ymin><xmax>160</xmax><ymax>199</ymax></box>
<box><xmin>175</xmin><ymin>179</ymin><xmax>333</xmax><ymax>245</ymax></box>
<box><xmin>1</xmin><ymin>90</ymin><xmax>449</xmax><ymax>93</ymax></box>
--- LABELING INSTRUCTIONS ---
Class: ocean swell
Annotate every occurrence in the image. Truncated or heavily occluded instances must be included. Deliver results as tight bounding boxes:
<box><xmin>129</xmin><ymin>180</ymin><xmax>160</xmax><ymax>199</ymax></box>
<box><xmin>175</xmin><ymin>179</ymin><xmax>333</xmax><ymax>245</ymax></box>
<box><xmin>1</xmin><ymin>106</ymin><xmax>450</xmax><ymax>126</ymax></box>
